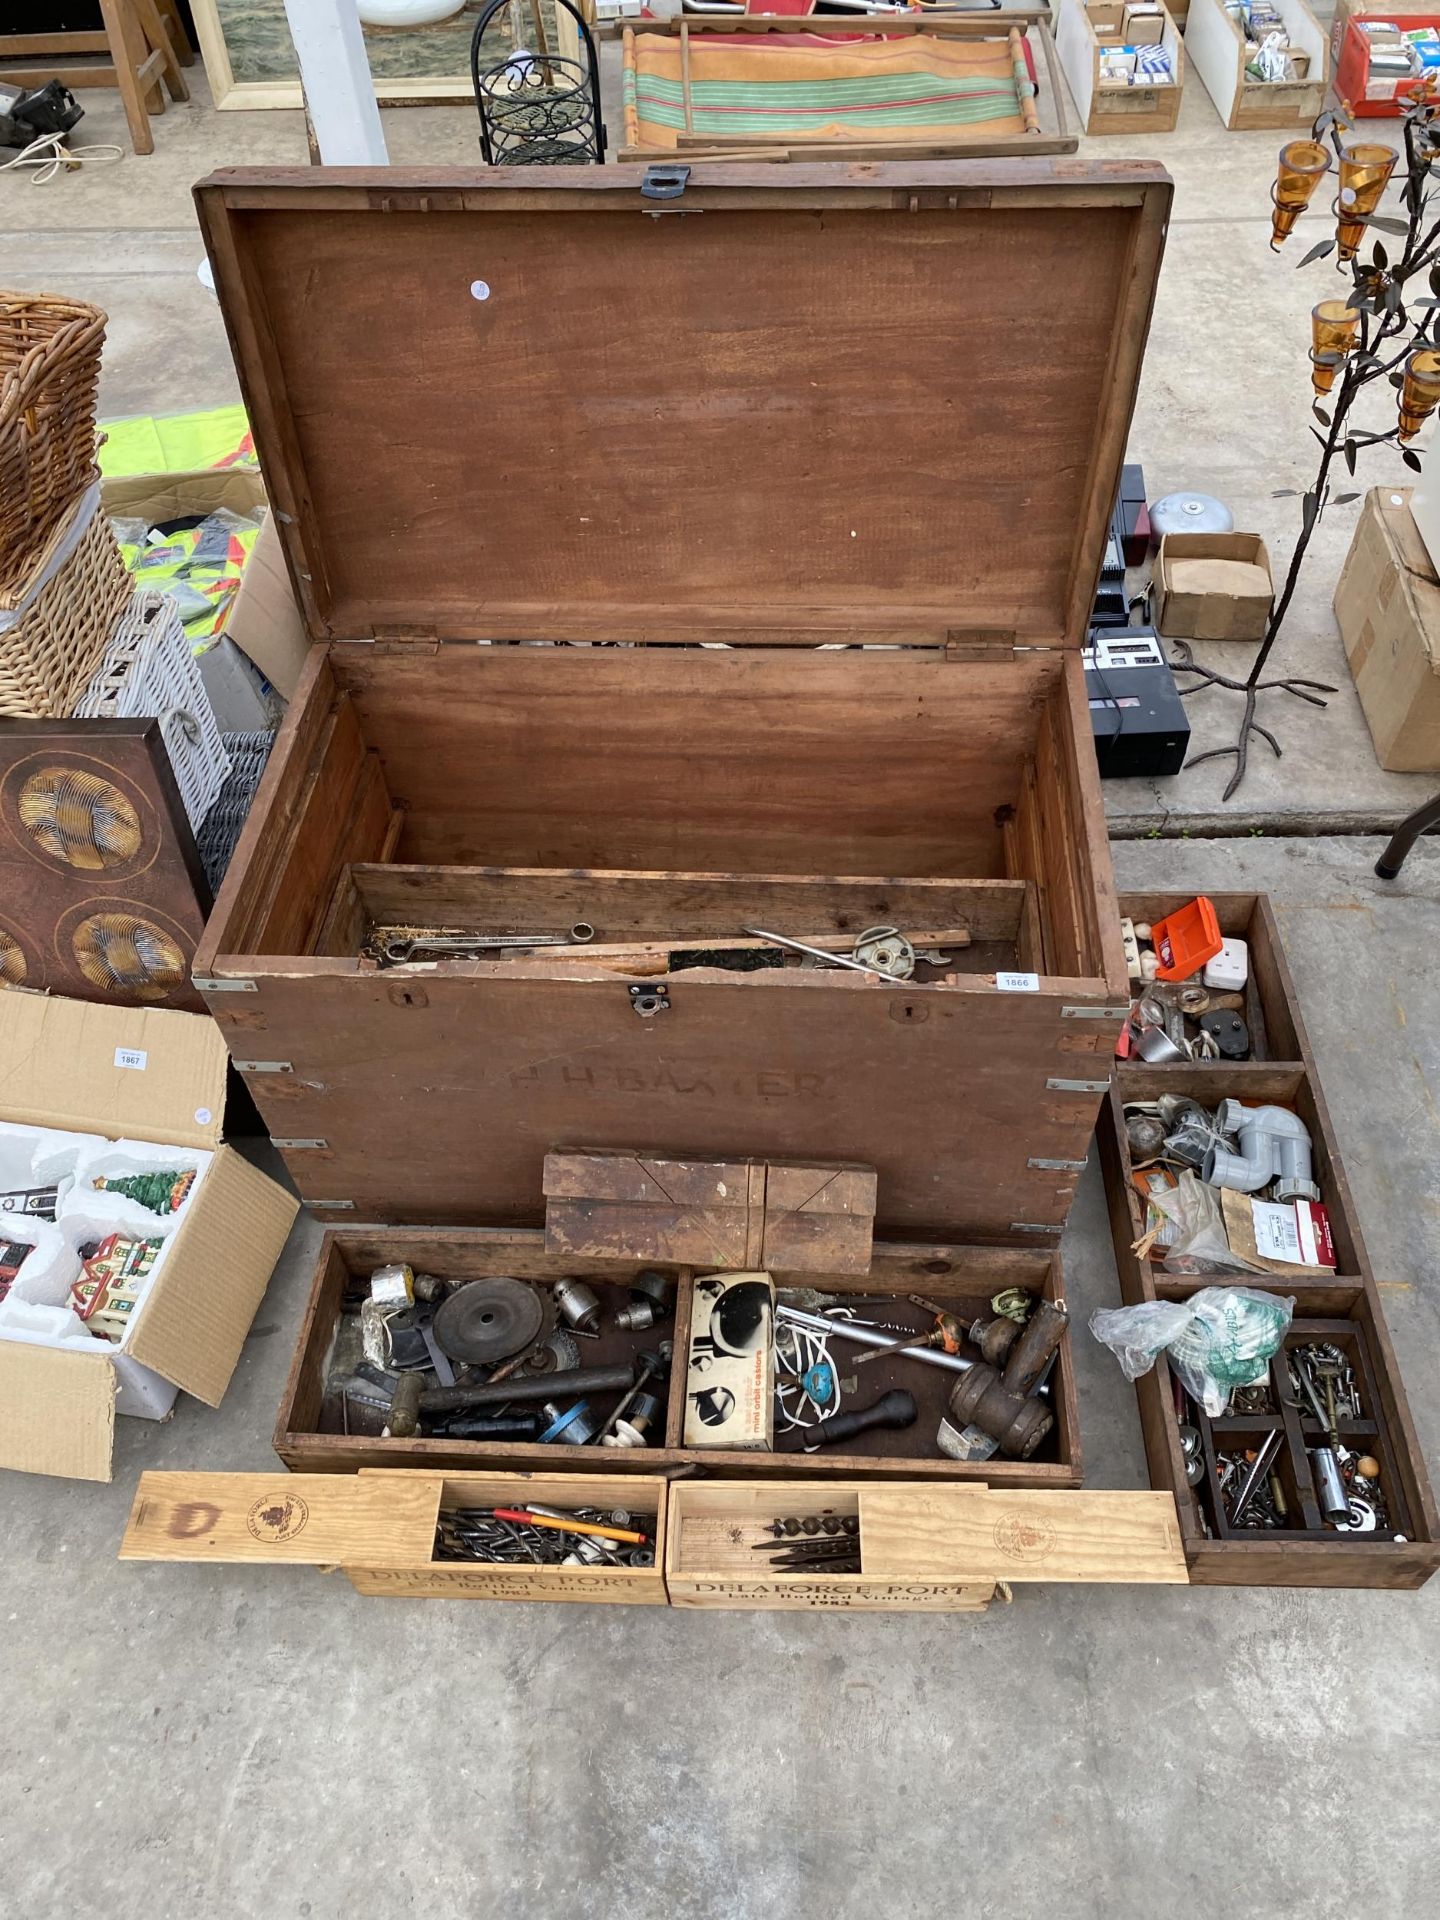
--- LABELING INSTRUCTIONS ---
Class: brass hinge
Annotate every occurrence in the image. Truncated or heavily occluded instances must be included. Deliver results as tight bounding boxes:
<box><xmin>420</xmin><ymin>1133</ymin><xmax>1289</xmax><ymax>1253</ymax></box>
<box><xmin>945</xmin><ymin>631</ymin><xmax>1018</xmax><ymax>663</ymax></box>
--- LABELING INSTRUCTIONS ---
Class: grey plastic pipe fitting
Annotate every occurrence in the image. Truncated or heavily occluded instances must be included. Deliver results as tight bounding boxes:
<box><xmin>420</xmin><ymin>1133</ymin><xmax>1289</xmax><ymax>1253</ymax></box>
<box><xmin>1203</xmin><ymin>1100</ymin><xmax>1320</xmax><ymax>1204</ymax></box>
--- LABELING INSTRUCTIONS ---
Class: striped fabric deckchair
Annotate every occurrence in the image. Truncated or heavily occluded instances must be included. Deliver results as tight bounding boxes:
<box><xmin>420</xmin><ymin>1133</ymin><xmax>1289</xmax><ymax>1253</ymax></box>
<box><xmin>622</xmin><ymin>25</ymin><xmax>1041</xmax><ymax>153</ymax></box>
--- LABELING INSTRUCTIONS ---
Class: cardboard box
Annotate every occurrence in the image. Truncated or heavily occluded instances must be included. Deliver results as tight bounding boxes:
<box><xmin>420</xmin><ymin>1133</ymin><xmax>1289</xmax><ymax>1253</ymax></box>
<box><xmin>224</xmin><ymin>511</ymin><xmax>310</xmax><ymax>701</ymax></box>
<box><xmin>1155</xmin><ymin>533</ymin><xmax>1274</xmax><ymax>642</ymax></box>
<box><xmin>0</xmin><ymin>991</ymin><xmax>299</xmax><ymax>1481</ymax></box>
<box><xmin>1087</xmin><ymin>0</ymin><xmax>1127</xmax><ymax>27</ymax></box>
<box><xmin>101</xmin><ymin>467</ymin><xmax>309</xmax><ymax>704</ymax></box>
<box><xmin>683</xmin><ymin>1271</ymin><xmax>775</xmax><ymax>1449</ymax></box>
<box><xmin>1334</xmin><ymin>488</ymin><xmax>1440</xmax><ymax>770</ymax></box>
<box><xmin>1124</xmin><ymin>4</ymin><xmax>1167</xmax><ymax>40</ymax></box>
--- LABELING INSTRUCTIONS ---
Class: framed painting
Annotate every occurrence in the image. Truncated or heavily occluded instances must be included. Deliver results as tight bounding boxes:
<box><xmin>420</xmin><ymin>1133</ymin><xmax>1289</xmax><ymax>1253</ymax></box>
<box><xmin>192</xmin><ymin>0</ymin><xmax>580</xmax><ymax>110</ymax></box>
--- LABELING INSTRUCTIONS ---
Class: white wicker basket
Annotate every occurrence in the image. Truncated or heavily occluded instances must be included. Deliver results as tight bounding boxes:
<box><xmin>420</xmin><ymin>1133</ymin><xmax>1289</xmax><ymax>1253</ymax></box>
<box><xmin>74</xmin><ymin>591</ymin><xmax>230</xmax><ymax>830</ymax></box>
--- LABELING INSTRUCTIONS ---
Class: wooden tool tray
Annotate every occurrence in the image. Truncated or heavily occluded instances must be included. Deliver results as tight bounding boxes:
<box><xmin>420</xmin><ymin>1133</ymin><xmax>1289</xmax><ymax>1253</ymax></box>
<box><xmin>1097</xmin><ymin>891</ymin><xmax>1439</xmax><ymax>1589</ymax></box>
<box><xmin>275</xmin><ymin>1225</ymin><xmax>1081</xmax><ymax>1487</ymax></box>
<box><xmin>191</xmin><ymin>161</ymin><xmax>1167</xmax><ymax>1250</ymax></box>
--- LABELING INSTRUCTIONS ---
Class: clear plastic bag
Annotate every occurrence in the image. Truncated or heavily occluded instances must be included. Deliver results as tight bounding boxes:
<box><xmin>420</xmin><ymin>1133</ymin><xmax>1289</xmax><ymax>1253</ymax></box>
<box><xmin>1090</xmin><ymin>1286</ymin><xmax>1294</xmax><ymax>1417</ymax></box>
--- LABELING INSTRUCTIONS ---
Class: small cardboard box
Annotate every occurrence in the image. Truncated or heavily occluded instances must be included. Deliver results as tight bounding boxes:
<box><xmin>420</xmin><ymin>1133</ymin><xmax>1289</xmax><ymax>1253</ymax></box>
<box><xmin>1334</xmin><ymin>488</ymin><xmax>1440</xmax><ymax>770</ymax></box>
<box><xmin>683</xmin><ymin>1270</ymin><xmax>775</xmax><ymax>1449</ymax></box>
<box><xmin>0</xmin><ymin>991</ymin><xmax>299</xmax><ymax>1481</ymax></box>
<box><xmin>100</xmin><ymin>467</ymin><xmax>309</xmax><ymax>703</ymax></box>
<box><xmin>1123</xmin><ymin>4</ymin><xmax>1167</xmax><ymax>41</ymax></box>
<box><xmin>1088</xmin><ymin>0</ymin><xmax>1126</xmax><ymax>28</ymax></box>
<box><xmin>224</xmin><ymin>510</ymin><xmax>310</xmax><ymax>701</ymax></box>
<box><xmin>1155</xmin><ymin>533</ymin><xmax>1274</xmax><ymax>642</ymax></box>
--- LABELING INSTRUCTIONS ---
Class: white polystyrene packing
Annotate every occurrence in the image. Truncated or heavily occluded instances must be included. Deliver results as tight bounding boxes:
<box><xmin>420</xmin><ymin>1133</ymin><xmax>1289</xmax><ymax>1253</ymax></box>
<box><xmin>0</xmin><ymin>1124</ymin><xmax>213</xmax><ymax>1364</ymax></box>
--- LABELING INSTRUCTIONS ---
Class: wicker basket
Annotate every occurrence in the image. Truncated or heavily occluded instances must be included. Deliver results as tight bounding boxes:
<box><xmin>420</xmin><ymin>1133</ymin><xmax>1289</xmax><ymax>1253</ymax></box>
<box><xmin>0</xmin><ymin>493</ymin><xmax>130</xmax><ymax>718</ymax></box>
<box><xmin>0</xmin><ymin>292</ymin><xmax>107</xmax><ymax>605</ymax></box>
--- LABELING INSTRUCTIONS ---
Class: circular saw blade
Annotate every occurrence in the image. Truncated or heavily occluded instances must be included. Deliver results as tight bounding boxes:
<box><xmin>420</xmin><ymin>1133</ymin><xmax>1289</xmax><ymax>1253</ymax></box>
<box><xmin>432</xmin><ymin>1277</ymin><xmax>550</xmax><ymax>1365</ymax></box>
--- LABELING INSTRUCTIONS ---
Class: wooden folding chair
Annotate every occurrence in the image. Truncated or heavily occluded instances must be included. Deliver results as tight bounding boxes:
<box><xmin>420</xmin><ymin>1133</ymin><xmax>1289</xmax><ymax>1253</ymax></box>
<box><xmin>0</xmin><ymin>0</ymin><xmax>191</xmax><ymax>157</ymax></box>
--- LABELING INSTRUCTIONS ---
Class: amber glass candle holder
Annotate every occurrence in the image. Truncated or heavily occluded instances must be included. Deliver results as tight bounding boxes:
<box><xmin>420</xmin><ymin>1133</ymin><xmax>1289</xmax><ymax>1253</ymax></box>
<box><xmin>1310</xmin><ymin>300</ymin><xmax>1360</xmax><ymax>395</ymax></box>
<box><xmin>1271</xmin><ymin>140</ymin><xmax>1330</xmax><ymax>250</ymax></box>
<box><xmin>1398</xmin><ymin>348</ymin><xmax>1440</xmax><ymax>443</ymax></box>
<box><xmin>1335</xmin><ymin>143</ymin><xmax>1399</xmax><ymax>263</ymax></box>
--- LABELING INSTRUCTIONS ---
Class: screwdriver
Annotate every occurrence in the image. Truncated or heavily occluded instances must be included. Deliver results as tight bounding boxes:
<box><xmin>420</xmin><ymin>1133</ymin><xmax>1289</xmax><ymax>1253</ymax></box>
<box><xmin>851</xmin><ymin>1310</ymin><xmax>964</xmax><ymax>1368</ymax></box>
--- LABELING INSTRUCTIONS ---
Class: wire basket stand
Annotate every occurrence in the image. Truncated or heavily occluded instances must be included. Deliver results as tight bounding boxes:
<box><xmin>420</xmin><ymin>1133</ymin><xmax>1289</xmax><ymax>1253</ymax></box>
<box><xmin>471</xmin><ymin>0</ymin><xmax>605</xmax><ymax>166</ymax></box>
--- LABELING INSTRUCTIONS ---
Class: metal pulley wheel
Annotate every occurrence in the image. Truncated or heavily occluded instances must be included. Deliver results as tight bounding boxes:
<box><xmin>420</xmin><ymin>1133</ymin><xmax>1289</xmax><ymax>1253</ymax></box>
<box><xmin>852</xmin><ymin>926</ymin><xmax>916</xmax><ymax>980</ymax></box>
<box><xmin>432</xmin><ymin>1276</ymin><xmax>552</xmax><ymax>1364</ymax></box>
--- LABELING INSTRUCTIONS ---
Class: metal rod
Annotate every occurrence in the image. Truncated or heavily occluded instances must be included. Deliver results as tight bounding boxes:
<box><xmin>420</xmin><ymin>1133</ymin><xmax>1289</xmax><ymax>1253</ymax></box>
<box><xmin>743</xmin><ymin>928</ymin><xmax>909</xmax><ymax>983</ymax></box>
<box><xmin>776</xmin><ymin>1305</ymin><xmax>973</xmax><ymax>1373</ymax></box>
<box><xmin>1230</xmin><ymin>1430</ymin><xmax>1283</xmax><ymax>1524</ymax></box>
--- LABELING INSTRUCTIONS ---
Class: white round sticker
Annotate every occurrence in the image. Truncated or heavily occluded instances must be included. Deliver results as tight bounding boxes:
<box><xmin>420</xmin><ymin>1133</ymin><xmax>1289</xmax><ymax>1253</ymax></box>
<box><xmin>470</xmin><ymin>280</ymin><xmax>491</xmax><ymax>302</ymax></box>
<box><xmin>195</xmin><ymin>1107</ymin><xmax>213</xmax><ymax>1126</ymax></box>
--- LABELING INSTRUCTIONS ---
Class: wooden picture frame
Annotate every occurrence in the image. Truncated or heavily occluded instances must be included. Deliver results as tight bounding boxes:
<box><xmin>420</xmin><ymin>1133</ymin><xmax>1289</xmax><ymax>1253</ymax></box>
<box><xmin>191</xmin><ymin>0</ymin><xmax>580</xmax><ymax>111</ymax></box>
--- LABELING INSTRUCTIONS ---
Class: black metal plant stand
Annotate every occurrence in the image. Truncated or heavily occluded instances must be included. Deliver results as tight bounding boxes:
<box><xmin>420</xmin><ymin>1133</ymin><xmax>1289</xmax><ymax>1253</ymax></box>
<box><xmin>471</xmin><ymin>0</ymin><xmax>605</xmax><ymax>166</ymax></box>
<box><xmin>1375</xmin><ymin>788</ymin><xmax>1440</xmax><ymax>878</ymax></box>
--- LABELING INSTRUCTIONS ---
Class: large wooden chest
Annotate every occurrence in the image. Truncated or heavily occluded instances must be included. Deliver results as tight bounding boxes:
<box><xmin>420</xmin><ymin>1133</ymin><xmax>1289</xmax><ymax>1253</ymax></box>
<box><xmin>193</xmin><ymin>160</ymin><xmax>1169</xmax><ymax>1239</ymax></box>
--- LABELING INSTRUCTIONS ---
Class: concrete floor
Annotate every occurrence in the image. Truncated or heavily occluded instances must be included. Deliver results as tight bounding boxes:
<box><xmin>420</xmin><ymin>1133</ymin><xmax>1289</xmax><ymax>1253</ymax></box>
<box><xmin>5</xmin><ymin>30</ymin><xmax>1440</xmax><ymax>1920</ymax></box>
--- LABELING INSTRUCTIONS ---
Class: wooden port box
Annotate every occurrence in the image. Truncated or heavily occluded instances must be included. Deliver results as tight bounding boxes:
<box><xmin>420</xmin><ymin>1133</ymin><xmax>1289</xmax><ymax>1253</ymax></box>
<box><xmin>118</xmin><ymin>1468</ymin><xmax>1185</xmax><ymax>1608</ymax></box>
<box><xmin>119</xmin><ymin>1468</ymin><xmax>670</xmax><ymax>1603</ymax></box>
<box><xmin>276</xmin><ymin>1226</ymin><xmax>1082</xmax><ymax>1486</ymax></box>
<box><xmin>1055</xmin><ymin>0</ymin><xmax>1186</xmax><ymax>136</ymax></box>
<box><xmin>664</xmin><ymin>1479</ymin><xmax>1186</xmax><ymax>1610</ymax></box>
<box><xmin>191</xmin><ymin>161</ymin><xmax>1167</xmax><ymax>1248</ymax></box>
<box><xmin>1183</xmin><ymin>0</ymin><xmax>1327</xmax><ymax>131</ymax></box>
<box><xmin>1097</xmin><ymin>891</ymin><xmax>1439</xmax><ymax>1588</ymax></box>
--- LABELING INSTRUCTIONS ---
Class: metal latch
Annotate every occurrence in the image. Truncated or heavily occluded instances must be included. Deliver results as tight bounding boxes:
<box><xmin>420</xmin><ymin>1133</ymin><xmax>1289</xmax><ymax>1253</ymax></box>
<box><xmin>193</xmin><ymin>977</ymin><xmax>258</xmax><ymax>994</ymax></box>
<box><xmin>642</xmin><ymin>164</ymin><xmax>690</xmax><ymax>201</ymax></box>
<box><xmin>308</xmin><ymin>1199</ymin><xmax>356</xmax><ymax>1212</ymax></box>
<box><xmin>273</xmin><ymin>1138</ymin><xmax>329</xmax><ymax>1151</ymax></box>
<box><xmin>1046</xmin><ymin>1077</ymin><xmax>1110</xmax><ymax>1094</ymax></box>
<box><xmin>1028</xmin><ymin>1156</ymin><xmax>1087</xmax><ymax>1173</ymax></box>
<box><xmin>629</xmin><ymin>984</ymin><xmax>670</xmax><ymax>1018</ymax></box>
<box><xmin>1061</xmin><ymin>1005</ymin><xmax>1132</xmax><ymax>1020</ymax></box>
<box><xmin>235</xmin><ymin>1060</ymin><xmax>294</xmax><ymax>1075</ymax></box>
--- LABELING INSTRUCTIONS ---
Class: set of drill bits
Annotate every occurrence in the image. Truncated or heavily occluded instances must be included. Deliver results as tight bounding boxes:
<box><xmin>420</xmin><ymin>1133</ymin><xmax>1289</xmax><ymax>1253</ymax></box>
<box><xmin>434</xmin><ymin>1505</ymin><xmax>657</xmax><ymax>1568</ymax></box>
<box><xmin>754</xmin><ymin>1512</ymin><xmax>861</xmax><ymax>1574</ymax></box>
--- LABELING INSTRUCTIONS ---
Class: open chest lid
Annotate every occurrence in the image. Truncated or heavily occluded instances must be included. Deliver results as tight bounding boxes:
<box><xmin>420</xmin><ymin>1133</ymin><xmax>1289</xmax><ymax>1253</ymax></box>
<box><xmin>195</xmin><ymin>160</ymin><xmax>1170</xmax><ymax>650</ymax></box>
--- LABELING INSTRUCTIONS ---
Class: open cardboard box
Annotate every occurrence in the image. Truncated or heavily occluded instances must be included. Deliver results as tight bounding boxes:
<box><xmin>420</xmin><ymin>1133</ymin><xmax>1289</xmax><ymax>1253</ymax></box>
<box><xmin>100</xmin><ymin>466</ymin><xmax>309</xmax><ymax>706</ymax></box>
<box><xmin>0</xmin><ymin>991</ymin><xmax>299</xmax><ymax>1481</ymax></box>
<box><xmin>1155</xmin><ymin>532</ymin><xmax>1274</xmax><ymax>642</ymax></box>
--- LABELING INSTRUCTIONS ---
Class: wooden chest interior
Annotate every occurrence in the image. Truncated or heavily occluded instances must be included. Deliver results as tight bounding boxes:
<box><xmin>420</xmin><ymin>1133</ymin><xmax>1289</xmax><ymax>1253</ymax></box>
<box><xmin>192</xmin><ymin>162</ymin><xmax>1167</xmax><ymax>1238</ymax></box>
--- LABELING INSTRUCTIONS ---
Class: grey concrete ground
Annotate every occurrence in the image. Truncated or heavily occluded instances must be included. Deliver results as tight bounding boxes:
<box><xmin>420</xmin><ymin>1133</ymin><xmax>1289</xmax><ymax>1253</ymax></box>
<box><xmin>6</xmin><ymin>835</ymin><xmax>1440</xmax><ymax>1920</ymax></box>
<box><xmin>5</xmin><ymin>31</ymin><xmax>1440</xmax><ymax>1920</ymax></box>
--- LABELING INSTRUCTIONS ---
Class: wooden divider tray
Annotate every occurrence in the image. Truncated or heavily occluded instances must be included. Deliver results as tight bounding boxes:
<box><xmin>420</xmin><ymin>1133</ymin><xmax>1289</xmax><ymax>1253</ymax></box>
<box><xmin>1096</xmin><ymin>891</ymin><xmax>1439</xmax><ymax>1589</ymax></box>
